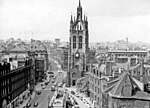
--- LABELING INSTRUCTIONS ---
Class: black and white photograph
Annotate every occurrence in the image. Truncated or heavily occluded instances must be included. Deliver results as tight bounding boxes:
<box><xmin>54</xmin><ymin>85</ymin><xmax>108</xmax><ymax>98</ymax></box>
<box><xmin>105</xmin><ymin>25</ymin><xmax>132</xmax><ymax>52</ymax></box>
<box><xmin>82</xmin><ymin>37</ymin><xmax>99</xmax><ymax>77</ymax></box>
<box><xmin>1</xmin><ymin>0</ymin><xmax>150</xmax><ymax>108</ymax></box>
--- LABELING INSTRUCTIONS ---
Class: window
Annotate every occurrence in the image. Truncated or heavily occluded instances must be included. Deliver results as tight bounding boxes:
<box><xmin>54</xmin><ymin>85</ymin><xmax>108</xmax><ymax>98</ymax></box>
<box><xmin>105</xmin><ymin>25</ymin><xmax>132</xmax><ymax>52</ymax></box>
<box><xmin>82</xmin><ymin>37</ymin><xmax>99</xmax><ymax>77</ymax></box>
<box><xmin>72</xmin><ymin>72</ymin><xmax>76</xmax><ymax>78</ymax></box>
<box><xmin>79</xmin><ymin>36</ymin><xmax>82</xmax><ymax>49</ymax></box>
<box><xmin>95</xmin><ymin>95</ymin><xmax>96</xmax><ymax>100</ymax></box>
<box><xmin>73</xmin><ymin>36</ymin><xmax>76</xmax><ymax>48</ymax></box>
<box><xmin>95</xmin><ymin>79</ymin><xmax>97</xmax><ymax>84</ymax></box>
<box><xmin>97</xmin><ymin>70</ymin><xmax>98</xmax><ymax>76</ymax></box>
<box><xmin>93</xmin><ymin>69</ymin><xmax>95</xmax><ymax>74</ymax></box>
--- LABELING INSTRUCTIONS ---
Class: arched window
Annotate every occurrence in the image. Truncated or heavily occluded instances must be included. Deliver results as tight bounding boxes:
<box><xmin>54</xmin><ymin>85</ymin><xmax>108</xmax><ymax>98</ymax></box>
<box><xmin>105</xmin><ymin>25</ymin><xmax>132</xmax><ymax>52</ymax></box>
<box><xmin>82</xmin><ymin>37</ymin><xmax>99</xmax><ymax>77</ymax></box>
<box><xmin>73</xmin><ymin>36</ymin><xmax>76</xmax><ymax>48</ymax></box>
<box><xmin>79</xmin><ymin>36</ymin><xmax>82</xmax><ymax>49</ymax></box>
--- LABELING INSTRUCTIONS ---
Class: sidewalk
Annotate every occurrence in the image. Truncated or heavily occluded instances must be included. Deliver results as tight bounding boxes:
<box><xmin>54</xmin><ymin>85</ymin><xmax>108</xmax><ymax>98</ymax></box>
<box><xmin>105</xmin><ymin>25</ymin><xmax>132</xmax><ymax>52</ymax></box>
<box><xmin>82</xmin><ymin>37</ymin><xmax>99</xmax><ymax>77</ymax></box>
<box><xmin>18</xmin><ymin>82</ymin><xmax>42</xmax><ymax>108</ymax></box>
<box><xmin>17</xmin><ymin>91</ymin><xmax>35</xmax><ymax>108</ymax></box>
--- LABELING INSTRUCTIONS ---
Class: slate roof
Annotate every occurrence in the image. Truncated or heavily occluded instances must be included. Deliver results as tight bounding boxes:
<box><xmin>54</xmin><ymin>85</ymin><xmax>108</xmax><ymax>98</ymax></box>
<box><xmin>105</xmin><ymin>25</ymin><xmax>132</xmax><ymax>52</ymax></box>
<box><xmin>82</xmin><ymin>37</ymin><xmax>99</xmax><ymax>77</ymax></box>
<box><xmin>104</xmin><ymin>71</ymin><xmax>145</xmax><ymax>99</ymax></box>
<box><xmin>57</xmin><ymin>42</ymin><xmax>69</xmax><ymax>49</ymax></box>
<box><xmin>10</xmin><ymin>46</ymin><xmax>26</xmax><ymax>52</ymax></box>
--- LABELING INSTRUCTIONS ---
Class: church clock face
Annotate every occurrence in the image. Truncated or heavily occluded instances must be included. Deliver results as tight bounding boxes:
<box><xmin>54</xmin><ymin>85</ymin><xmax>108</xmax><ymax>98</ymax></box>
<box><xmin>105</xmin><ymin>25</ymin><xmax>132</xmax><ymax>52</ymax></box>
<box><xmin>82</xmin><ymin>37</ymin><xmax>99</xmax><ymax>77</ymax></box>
<box><xmin>75</xmin><ymin>52</ymin><xmax>80</xmax><ymax>58</ymax></box>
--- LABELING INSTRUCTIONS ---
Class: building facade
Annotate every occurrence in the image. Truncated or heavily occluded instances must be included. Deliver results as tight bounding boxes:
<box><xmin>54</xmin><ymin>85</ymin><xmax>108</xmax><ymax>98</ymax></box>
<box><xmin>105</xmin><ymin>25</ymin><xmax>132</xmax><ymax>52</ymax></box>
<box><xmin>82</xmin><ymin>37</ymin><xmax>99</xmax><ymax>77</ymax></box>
<box><xmin>108</xmin><ymin>50</ymin><xmax>148</xmax><ymax>62</ymax></box>
<box><xmin>35</xmin><ymin>58</ymin><xmax>45</xmax><ymax>82</ymax></box>
<box><xmin>67</xmin><ymin>0</ymin><xmax>89</xmax><ymax>87</ymax></box>
<box><xmin>89</xmin><ymin>63</ymin><xmax>107</xmax><ymax>108</ymax></box>
<box><xmin>0</xmin><ymin>59</ymin><xmax>34</xmax><ymax>108</ymax></box>
<box><xmin>62</xmin><ymin>49</ymin><xmax>69</xmax><ymax>71</ymax></box>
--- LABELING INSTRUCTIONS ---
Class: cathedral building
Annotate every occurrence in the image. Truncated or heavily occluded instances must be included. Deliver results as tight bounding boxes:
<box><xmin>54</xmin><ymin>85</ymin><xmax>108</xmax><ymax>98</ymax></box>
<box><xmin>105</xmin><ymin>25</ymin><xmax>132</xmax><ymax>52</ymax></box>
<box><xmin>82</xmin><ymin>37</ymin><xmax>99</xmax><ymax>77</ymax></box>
<box><xmin>67</xmin><ymin>0</ymin><xmax>89</xmax><ymax>87</ymax></box>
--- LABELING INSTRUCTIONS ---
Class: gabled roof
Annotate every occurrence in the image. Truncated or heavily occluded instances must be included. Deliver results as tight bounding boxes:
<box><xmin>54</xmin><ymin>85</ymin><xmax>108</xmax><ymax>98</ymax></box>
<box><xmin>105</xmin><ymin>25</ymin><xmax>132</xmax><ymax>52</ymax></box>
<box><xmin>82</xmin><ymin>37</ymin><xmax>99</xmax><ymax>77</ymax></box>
<box><xmin>104</xmin><ymin>72</ymin><xmax>144</xmax><ymax>98</ymax></box>
<box><xmin>10</xmin><ymin>46</ymin><xmax>27</xmax><ymax>52</ymax></box>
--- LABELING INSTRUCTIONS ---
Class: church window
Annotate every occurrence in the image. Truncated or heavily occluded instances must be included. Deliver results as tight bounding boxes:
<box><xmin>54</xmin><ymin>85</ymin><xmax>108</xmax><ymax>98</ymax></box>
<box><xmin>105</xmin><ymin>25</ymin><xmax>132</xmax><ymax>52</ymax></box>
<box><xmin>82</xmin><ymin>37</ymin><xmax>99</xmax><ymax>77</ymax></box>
<box><xmin>73</xmin><ymin>36</ymin><xmax>76</xmax><ymax>48</ymax></box>
<box><xmin>79</xmin><ymin>36</ymin><xmax>82</xmax><ymax>48</ymax></box>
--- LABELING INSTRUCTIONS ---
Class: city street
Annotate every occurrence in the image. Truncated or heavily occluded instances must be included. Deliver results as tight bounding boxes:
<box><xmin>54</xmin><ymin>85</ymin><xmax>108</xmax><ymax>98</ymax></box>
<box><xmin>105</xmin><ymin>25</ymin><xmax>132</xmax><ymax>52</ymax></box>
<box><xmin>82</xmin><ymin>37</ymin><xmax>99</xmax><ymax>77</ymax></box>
<box><xmin>27</xmin><ymin>72</ymin><xmax>64</xmax><ymax>108</ymax></box>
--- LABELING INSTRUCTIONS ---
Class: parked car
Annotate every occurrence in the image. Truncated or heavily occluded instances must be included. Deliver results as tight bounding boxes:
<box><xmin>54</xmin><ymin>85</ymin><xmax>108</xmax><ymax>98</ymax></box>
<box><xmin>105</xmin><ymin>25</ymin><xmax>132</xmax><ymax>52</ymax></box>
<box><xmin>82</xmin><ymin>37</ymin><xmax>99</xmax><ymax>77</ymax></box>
<box><xmin>36</xmin><ymin>90</ymin><xmax>41</xmax><ymax>95</ymax></box>
<box><xmin>23</xmin><ymin>106</ymin><xmax>26</xmax><ymax>108</ymax></box>
<box><xmin>41</xmin><ymin>83</ymin><xmax>44</xmax><ymax>86</ymax></box>
<box><xmin>34</xmin><ymin>102</ymin><xmax>38</xmax><ymax>107</ymax></box>
<box><xmin>26</xmin><ymin>102</ymin><xmax>31</xmax><ymax>107</ymax></box>
<box><xmin>42</xmin><ymin>85</ymin><xmax>46</xmax><ymax>89</ymax></box>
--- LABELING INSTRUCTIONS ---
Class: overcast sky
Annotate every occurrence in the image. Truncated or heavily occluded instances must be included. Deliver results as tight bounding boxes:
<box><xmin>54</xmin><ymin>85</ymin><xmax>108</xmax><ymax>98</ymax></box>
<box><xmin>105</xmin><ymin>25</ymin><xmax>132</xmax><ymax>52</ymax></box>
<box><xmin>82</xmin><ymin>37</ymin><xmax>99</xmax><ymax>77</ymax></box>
<box><xmin>0</xmin><ymin>0</ymin><xmax>150</xmax><ymax>43</ymax></box>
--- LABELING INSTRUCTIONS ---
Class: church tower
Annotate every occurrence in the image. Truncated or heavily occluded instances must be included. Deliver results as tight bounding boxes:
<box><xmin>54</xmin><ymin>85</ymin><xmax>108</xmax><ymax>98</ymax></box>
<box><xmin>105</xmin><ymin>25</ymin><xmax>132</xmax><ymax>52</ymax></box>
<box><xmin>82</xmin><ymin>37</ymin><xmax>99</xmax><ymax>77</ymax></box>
<box><xmin>67</xmin><ymin>0</ymin><xmax>89</xmax><ymax>87</ymax></box>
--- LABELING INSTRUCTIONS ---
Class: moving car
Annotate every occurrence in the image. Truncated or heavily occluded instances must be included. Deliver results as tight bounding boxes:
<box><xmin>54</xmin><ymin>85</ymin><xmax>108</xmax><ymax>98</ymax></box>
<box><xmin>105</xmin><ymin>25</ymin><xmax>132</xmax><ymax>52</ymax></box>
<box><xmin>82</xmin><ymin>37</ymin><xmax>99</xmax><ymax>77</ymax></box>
<box><xmin>58</xmin><ymin>83</ymin><xmax>63</xmax><ymax>87</ymax></box>
<box><xmin>36</xmin><ymin>90</ymin><xmax>41</xmax><ymax>95</ymax></box>
<box><xmin>34</xmin><ymin>102</ymin><xmax>38</xmax><ymax>107</ymax></box>
<box><xmin>52</xmin><ymin>80</ymin><xmax>55</xmax><ymax>83</ymax></box>
<box><xmin>26</xmin><ymin>102</ymin><xmax>31</xmax><ymax>107</ymax></box>
<box><xmin>45</xmin><ymin>80</ymin><xmax>49</xmax><ymax>85</ymax></box>
<box><xmin>42</xmin><ymin>85</ymin><xmax>46</xmax><ymax>89</ymax></box>
<box><xmin>54</xmin><ymin>82</ymin><xmax>57</xmax><ymax>87</ymax></box>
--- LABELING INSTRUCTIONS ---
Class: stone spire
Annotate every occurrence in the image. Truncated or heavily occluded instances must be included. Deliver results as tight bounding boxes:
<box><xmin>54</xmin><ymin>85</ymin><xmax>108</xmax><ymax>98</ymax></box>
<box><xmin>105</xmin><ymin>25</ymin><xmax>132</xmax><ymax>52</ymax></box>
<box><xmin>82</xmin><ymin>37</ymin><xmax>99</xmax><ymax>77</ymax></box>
<box><xmin>79</xmin><ymin>0</ymin><xmax>81</xmax><ymax>7</ymax></box>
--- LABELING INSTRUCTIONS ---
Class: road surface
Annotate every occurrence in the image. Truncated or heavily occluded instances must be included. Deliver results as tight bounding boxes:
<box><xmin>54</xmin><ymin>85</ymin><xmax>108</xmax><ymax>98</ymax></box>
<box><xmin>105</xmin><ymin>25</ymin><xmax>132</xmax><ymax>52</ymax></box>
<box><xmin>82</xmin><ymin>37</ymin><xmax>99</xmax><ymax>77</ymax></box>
<box><xmin>28</xmin><ymin>73</ymin><xmax>63</xmax><ymax>108</ymax></box>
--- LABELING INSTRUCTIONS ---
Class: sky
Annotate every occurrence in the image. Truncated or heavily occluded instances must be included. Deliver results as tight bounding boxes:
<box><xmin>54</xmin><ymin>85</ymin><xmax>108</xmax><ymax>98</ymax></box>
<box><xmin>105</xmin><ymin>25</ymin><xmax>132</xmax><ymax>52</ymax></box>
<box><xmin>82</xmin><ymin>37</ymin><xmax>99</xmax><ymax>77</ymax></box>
<box><xmin>0</xmin><ymin>0</ymin><xmax>150</xmax><ymax>43</ymax></box>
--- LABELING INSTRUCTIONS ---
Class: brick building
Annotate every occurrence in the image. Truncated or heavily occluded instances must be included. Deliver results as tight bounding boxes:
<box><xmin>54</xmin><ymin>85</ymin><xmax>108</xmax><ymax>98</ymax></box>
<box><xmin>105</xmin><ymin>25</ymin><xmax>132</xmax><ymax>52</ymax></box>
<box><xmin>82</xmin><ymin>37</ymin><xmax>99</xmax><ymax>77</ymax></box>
<box><xmin>0</xmin><ymin>59</ymin><xmax>34</xmax><ymax>108</ymax></box>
